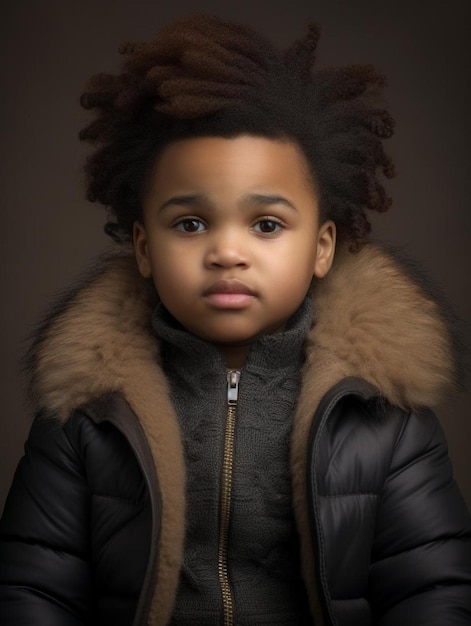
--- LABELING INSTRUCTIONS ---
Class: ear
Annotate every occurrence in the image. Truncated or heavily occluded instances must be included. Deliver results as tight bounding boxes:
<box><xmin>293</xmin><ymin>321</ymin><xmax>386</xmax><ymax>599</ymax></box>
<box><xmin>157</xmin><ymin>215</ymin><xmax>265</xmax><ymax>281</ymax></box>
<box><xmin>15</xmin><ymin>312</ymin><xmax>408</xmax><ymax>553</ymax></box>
<box><xmin>313</xmin><ymin>220</ymin><xmax>336</xmax><ymax>279</ymax></box>
<box><xmin>133</xmin><ymin>221</ymin><xmax>152</xmax><ymax>278</ymax></box>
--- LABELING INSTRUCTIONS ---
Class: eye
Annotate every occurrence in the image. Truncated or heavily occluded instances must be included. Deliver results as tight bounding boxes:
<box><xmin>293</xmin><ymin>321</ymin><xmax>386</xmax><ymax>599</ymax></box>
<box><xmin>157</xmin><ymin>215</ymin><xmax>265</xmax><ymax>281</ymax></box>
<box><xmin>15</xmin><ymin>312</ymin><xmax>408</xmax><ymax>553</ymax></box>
<box><xmin>174</xmin><ymin>218</ymin><xmax>206</xmax><ymax>233</ymax></box>
<box><xmin>252</xmin><ymin>219</ymin><xmax>283</xmax><ymax>235</ymax></box>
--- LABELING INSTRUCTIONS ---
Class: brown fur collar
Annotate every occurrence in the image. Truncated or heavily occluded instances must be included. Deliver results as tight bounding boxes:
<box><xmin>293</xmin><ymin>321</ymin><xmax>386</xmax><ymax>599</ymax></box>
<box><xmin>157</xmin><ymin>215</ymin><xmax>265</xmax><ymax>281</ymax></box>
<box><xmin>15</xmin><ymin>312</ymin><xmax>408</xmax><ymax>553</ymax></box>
<box><xmin>29</xmin><ymin>243</ymin><xmax>456</xmax><ymax>419</ymax></box>
<box><xmin>27</xmin><ymin>243</ymin><xmax>457</xmax><ymax>625</ymax></box>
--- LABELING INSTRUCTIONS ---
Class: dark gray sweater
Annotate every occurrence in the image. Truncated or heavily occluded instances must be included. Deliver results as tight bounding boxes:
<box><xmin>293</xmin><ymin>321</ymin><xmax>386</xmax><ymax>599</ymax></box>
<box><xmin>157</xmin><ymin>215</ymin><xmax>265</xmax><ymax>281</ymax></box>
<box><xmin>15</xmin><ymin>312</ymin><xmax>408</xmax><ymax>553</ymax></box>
<box><xmin>153</xmin><ymin>300</ymin><xmax>313</xmax><ymax>625</ymax></box>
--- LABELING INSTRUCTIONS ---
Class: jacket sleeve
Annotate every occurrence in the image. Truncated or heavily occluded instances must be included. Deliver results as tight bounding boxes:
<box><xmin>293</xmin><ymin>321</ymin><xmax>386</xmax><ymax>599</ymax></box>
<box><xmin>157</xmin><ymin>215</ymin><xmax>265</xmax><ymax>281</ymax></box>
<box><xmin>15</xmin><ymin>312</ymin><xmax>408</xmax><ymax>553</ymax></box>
<box><xmin>0</xmin><ymin>413</ymin><xmax>93</xmax><ymax>625</ymax></box>
<box><xmin>368</xmin><ymin>408</ymin><xmax>471</xmax><ymax>625</ymax></box>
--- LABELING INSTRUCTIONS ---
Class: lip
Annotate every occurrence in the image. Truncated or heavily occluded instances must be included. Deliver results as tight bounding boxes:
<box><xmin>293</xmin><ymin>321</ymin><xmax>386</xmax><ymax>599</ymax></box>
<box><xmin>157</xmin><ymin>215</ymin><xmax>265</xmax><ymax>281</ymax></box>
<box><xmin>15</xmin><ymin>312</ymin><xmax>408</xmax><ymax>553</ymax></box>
<box><xmin>204</xmin><ymin>279</ymin><xmax>257</xmax><ymax>296</ymax></box>
<box><xmin>203</xmin><ymin>279</ymin><xmax>257</xmax><ymax>309</ymax></box>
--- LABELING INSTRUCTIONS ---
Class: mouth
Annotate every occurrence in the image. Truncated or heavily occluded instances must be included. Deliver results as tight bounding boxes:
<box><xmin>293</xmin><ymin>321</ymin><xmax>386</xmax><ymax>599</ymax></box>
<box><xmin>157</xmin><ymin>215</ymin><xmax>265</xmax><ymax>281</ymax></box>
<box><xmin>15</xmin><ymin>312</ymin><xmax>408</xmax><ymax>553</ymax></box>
<box><xmin>203</xmin><ymin>279</ymin><xmax>257</xmax><ymax>309</ymax></box>
<box><xmin>204</xmin><ymin>279</ymin><xmax>257</xmax><ymax>296</ymax></box>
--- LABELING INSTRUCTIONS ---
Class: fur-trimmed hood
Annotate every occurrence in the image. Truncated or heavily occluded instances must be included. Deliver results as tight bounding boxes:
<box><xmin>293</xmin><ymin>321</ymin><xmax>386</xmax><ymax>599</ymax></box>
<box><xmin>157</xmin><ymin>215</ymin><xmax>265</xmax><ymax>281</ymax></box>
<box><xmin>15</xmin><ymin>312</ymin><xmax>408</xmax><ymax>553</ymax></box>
<box><xmin>29</xmin><ymin>243</ymin><xmax>457</xmax><ymax>420</ymax></box>
<box><xmin>25</xmin><ymin>243</ymin><xmax>461</xmax><ymax>625</ymax></box>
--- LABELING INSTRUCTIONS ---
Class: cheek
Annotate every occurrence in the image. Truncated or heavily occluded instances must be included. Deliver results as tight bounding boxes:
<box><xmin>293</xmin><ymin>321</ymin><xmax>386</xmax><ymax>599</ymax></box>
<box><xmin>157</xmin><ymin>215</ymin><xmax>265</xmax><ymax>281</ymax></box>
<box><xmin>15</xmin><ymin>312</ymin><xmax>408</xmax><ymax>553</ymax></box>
<box><xmin>270</xmin><ymin>240</ymin><xmax>317</xmax><ymax>281</ymax></box>
<box><xmin>276</xmin><ymin>271</ymin><xmax>313</xmax><ymax>302</ymax></box>
<box><xmin>150</xmin><ymin>249</ymin><xmax>196</xmax><ymax>300</ymax></box>
<box><xmin>265</xmin><ymin>252</ymin><xmax>315</xmax><ymax>307</ymax></box>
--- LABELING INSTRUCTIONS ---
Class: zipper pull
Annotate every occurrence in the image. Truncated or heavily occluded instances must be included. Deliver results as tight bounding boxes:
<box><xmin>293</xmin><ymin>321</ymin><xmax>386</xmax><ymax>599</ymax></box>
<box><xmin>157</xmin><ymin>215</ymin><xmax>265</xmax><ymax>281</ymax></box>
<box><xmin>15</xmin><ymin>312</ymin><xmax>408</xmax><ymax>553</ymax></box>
<box><xmin>226</xmin><ymin>370</ymin><xmax>241</xmax><ymax>405</ymax></box>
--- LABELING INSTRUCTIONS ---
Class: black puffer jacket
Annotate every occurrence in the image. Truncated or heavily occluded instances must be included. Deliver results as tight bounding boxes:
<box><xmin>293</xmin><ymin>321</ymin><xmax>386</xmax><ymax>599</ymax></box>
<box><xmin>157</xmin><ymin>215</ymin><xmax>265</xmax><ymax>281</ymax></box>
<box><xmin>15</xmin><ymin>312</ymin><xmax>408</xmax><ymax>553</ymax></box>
<box><xmin>1</xmin><ymin>245</ymin><xmax>470</xmax><ymax>625</ymax></box>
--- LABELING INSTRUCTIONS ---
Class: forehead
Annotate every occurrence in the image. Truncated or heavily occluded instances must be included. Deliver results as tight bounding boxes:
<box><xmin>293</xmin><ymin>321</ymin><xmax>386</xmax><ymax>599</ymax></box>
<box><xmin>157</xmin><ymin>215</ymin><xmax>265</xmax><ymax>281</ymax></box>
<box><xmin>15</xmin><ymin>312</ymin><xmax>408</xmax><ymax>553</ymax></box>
<box><xmin>148</xmin><ymin>135</ymin><xmax>316</xmax><ymax>197</ymax></box>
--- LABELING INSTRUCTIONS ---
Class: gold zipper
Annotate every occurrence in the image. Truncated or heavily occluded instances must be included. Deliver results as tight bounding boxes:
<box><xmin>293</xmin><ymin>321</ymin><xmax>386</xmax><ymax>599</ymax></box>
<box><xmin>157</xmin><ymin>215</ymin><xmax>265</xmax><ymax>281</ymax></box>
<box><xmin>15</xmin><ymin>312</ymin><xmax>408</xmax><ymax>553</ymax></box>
<box><xmin>218</xmin><ymin>369</ymin><xmax>240</xmax><ymax>626</ymax></box>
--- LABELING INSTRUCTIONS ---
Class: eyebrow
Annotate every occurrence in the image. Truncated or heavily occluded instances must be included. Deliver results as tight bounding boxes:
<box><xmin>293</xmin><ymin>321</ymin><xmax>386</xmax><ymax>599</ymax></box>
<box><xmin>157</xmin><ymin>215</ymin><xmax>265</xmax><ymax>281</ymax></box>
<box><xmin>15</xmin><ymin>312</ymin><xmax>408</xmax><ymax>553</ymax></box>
<box><xmin>158</xmin><ymin>194</ymin><xmax>201</xmax><ymax>213</ymax></box>
<box><xmin>241</xmin><ymin>193</ymin><xmax>297</xmax><ymax>210</ymax></box>
<box><xmin>158</xmin><ymin>193</ymin><xmax>297</xmax><ymax>212</ymax></box>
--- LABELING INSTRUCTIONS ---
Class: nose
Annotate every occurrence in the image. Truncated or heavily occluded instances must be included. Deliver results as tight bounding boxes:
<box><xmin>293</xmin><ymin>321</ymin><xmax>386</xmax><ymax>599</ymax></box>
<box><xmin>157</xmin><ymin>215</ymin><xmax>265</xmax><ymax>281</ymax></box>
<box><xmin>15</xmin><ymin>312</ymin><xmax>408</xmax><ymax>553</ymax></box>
<box><xmin>204</xmin><ymin>228</ymin><xmax>250</xmax><ymax>269</ymax></box>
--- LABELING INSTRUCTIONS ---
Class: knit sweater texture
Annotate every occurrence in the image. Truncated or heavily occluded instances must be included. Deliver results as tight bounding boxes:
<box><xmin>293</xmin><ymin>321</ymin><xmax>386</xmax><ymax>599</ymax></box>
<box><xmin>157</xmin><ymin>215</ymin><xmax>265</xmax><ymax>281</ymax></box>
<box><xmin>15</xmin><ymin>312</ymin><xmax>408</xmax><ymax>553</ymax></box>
<box><xmin>153</xmin><ymin>299</ymin><xmax>313</xmax><ymax>624</ymax></box>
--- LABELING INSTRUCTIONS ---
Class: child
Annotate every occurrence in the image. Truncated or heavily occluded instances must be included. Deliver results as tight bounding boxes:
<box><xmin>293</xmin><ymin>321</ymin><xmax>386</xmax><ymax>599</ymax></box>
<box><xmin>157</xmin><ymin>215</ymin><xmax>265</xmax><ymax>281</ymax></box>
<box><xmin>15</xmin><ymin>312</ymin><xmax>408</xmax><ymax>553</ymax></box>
<box><xmin>0</xmin><ymin>14</ymin><xmax>470</xmax><ymax>626</ymax></box>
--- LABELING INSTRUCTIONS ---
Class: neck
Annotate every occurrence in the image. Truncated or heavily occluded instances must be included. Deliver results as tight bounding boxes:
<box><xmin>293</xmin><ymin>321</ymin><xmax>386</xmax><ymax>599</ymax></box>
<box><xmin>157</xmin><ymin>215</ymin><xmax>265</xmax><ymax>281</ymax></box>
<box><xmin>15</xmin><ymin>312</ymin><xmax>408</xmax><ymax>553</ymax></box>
<box><xmin>216</xmin><ymin>343</ymin><xmax>251</xmax><ymax>369</ymax></box>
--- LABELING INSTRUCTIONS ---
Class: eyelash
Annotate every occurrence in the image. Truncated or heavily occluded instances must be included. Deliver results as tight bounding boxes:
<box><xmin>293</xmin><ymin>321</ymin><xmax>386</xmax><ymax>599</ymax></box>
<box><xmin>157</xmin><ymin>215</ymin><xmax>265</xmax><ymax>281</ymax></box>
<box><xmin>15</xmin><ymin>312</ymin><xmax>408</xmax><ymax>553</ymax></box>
<box><xmin>172</xmin><ymin>216</ymin><xmax>285</xmax><ymax>235</ymax></box>
<box><xmin>173</xmin><ymin>218</ymin><xmax>206</xmax><ymax>233</ymax></box>
<box><xmin>252</xmin><ymin>217</ymin><xmax>284</xmax><ymax>235</ymax></box>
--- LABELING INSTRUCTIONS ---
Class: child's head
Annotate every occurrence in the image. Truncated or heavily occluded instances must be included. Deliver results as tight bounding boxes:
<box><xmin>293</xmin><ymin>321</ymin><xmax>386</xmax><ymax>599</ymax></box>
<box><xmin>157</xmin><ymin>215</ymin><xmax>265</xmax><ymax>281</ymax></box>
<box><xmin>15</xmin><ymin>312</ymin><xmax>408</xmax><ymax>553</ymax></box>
<box><xmin>79</xmin><ymin>15</ymin><xmax>395</xmax><ymax>363</ymax></box>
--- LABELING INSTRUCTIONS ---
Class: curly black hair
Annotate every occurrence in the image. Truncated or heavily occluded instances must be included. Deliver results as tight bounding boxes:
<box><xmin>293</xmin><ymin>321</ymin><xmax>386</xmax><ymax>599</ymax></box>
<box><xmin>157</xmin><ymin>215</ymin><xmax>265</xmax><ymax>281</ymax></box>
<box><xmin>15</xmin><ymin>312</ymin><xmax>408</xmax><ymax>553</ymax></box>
<box><xmin>79</xmin><ymin>15</ymin><xmax>395</xmax><ymax>251</ymax></box>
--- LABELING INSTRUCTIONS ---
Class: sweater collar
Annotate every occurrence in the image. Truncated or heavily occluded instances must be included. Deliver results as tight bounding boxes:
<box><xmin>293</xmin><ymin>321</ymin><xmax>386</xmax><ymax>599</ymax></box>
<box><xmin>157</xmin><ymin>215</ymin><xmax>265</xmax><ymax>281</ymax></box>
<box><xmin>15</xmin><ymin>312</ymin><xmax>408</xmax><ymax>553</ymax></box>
<box><xmin>151</xmin><ymin>296</ymin><xmax>313</xmax><ymax>373</ymax></box>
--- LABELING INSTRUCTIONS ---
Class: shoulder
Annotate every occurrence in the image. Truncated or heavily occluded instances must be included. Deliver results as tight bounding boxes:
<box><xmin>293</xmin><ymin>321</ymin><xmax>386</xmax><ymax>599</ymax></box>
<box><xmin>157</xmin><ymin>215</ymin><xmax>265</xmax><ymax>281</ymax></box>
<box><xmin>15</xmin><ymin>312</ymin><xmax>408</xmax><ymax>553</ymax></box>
<box><xmin>305</xmin><ymin>244</ymin><xmax>462</xmax><ymax>411</ymax></box>
<box><xmin>21</xmin><ymin>395</ymin><xmax>146</xmax><ymax>498</ymax></box>
<box><xmin>26</xmin><ymin>251</ymin><xmax>160</xmax><ymax>421</ymax></box>
<box><xmin>312</xmin><ymin>384</ymin><xmax>465</xmax><ymax>499</ymax></box>
<box><xmin>312</xmin><ymin>390</ymin><xmax>471</xmax><ymax>558</ymax></box>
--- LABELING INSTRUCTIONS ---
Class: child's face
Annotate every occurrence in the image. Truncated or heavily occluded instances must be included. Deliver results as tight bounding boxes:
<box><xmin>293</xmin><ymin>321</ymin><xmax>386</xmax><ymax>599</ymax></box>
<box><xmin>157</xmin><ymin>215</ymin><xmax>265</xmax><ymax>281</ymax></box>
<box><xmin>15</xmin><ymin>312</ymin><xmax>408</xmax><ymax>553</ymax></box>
<box><xmin>134</xmin><ymin>135</ymin><xmax>335</xmax><ymax>366</ymax></box>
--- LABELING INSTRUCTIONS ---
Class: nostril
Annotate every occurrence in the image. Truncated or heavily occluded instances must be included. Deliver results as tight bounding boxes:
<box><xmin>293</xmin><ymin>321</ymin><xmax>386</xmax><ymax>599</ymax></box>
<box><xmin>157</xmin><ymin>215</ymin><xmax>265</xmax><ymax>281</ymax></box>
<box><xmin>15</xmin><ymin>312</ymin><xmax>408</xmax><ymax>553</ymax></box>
<box><xmin>204</xmin><ymin>246</ymin><xmax>249</xmax><ymax>269</ymax></box>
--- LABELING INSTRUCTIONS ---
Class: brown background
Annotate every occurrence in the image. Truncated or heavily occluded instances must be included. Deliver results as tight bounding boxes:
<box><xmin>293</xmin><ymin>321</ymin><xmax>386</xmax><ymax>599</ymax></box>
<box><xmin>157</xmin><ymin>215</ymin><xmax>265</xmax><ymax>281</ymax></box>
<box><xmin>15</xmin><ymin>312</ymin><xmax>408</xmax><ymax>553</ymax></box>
<box><xmin>1</xmin><ymin>0</ymin><xmax>470</xmax><ymax>512</ymax></box>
